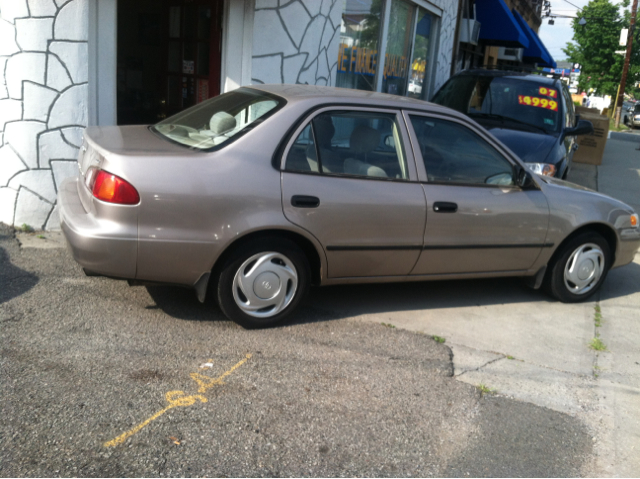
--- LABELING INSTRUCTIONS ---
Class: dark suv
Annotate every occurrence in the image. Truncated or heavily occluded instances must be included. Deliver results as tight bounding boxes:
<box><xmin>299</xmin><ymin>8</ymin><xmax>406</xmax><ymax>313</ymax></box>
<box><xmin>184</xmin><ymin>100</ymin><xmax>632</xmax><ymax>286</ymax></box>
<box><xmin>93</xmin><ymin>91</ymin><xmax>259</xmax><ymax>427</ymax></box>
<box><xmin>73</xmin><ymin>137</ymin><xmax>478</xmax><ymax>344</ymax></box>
<box><xmin>432</xmin><ymin>70</ymin><xmax>593</xmax><ymax>179</ymax></box>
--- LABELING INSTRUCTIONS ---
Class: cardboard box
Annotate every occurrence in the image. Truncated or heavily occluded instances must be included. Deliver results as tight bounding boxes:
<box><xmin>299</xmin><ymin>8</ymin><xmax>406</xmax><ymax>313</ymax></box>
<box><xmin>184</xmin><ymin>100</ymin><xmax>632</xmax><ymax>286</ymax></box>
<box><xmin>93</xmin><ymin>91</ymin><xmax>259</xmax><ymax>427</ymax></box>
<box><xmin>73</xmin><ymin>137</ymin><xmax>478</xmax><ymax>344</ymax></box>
<box><xmin>571</xmin><ymin>93</ymin><xmax>585</xmax><ymax>105</ymax></box>
<box><xmin>572</xmin><ymin>112</ymin><xmax>609</xmax><ymax>165</ymax></box>
<box><xmin>575</xmin><ymin>106</ymin><xmax>601</xmax><ymax>116</ymax></box>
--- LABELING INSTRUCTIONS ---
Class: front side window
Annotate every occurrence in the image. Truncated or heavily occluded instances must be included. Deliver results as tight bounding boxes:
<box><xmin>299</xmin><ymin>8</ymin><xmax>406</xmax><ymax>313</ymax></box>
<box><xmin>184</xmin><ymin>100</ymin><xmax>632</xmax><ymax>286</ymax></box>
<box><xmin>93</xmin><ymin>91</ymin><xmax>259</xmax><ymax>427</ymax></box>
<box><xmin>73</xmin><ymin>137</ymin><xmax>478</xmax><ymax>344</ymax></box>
<box><xmin>561</xmin><ymin>86</ymin><xmax>574</xmax><ymax>128</ymax></box>
<box><xmin>286</xmin><ymin>111</ymin><xmax>409</xmax><ymax>180</ymax></box>
<box><xmin>432</xmin><ymin>76</ymin><xmax>561</xmax><ymax>134</ymax></box>
<box><xmin>410</xmin><ymin>115</ymin><xmax>515</xmax><ymax>186</ymax></box>
<box><xmin>153</xmin><ymin>88</ymin><xmax>282</xmax><ymax>150</ymax></box>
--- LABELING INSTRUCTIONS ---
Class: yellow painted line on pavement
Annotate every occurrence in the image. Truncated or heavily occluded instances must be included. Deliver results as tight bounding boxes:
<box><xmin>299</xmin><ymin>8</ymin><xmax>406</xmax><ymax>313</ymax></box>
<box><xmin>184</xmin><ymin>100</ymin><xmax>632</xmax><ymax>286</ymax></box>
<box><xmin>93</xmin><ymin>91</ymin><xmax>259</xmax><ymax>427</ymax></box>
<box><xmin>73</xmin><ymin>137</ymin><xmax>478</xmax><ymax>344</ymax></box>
<box><xmin>104</xmin><ymin>354</ymin><xmax>252</xmax><ymax>447</ymax></box>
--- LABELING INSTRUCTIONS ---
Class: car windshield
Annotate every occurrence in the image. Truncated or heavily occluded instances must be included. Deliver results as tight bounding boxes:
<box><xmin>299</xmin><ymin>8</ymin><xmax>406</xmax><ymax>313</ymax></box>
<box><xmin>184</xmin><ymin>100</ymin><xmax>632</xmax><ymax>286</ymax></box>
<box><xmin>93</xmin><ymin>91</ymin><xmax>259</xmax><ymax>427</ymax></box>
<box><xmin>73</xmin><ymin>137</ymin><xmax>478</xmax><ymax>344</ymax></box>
<box><xmin>432</xmin><ymin>75</ymin><xmax>561</xmax><ymax>133</ymax></box>
<box><xmin>152</xmin><ymin>88</ymin><xmax>283</xmax><ymax>150</ymax></box>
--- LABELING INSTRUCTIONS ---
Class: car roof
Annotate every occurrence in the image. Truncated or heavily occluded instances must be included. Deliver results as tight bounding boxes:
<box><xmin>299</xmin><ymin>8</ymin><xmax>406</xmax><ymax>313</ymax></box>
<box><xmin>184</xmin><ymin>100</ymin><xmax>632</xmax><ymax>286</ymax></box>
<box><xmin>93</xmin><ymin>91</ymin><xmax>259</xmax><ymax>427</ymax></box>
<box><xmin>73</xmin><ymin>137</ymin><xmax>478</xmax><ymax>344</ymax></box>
<box><xmin>450</xmin><ymin>69</ymin><xmax>560</xmax><ymax>86</ymax></box>
<box><xmin>247</xmin><ymin>83</ymin><xmax>466</xmax><ymax>119</ymax></box>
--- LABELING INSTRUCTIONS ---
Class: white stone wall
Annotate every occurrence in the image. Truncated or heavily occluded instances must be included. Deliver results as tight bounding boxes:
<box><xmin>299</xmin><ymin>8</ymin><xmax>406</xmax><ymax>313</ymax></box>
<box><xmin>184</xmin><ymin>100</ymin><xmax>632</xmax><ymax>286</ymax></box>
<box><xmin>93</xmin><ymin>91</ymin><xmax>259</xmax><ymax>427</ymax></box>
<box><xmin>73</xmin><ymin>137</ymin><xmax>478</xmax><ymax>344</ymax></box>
<box><xmin>251</xmin><ymin>0</ymin><xmax>343</xmax><ymax>86</ymax></box>
<box><xmin>432</xmin><ymin>0</ymin><xmax>457</xmax><ymax>94</ymax></box>
<box><xmin>251</xmin><ymin>0</ymin><xmax>457</xmax><ymax>94</ymax></box>
<box><xmin>0</xmin><ymin>0</ymin><xmax>88</xmax><ymax>230</ymax></box>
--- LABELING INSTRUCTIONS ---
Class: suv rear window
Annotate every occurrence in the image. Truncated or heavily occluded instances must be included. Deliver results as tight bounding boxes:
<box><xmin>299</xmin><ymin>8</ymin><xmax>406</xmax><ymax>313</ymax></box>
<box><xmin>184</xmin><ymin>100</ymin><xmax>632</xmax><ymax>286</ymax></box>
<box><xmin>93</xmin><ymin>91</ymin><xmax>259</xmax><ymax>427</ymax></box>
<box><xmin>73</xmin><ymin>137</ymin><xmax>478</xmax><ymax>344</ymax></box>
<box><xmin>432</xmin><ymin>76</ymin><xmax>561</xmax><ymax>133</ymax></box>
<box><xmin>152</xmin><ymin>88</ymin><xmax>283</xmax><ymax>150</ymax></box>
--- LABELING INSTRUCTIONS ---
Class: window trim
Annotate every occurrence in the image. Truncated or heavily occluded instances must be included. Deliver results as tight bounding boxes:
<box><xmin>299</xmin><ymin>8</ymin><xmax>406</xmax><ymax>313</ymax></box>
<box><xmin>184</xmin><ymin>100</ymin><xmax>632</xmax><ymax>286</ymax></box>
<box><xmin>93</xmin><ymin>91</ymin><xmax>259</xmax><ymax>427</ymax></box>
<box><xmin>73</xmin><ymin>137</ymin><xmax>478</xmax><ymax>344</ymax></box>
<box><xmin>403</xmin><ymin>110</ymin><xmax>531</xmax><ymax>189</ymax></box>
<box><xmin>281</xmin><ymin>106</ymin><xmax>420</xmax><ymax>183</ymax></box>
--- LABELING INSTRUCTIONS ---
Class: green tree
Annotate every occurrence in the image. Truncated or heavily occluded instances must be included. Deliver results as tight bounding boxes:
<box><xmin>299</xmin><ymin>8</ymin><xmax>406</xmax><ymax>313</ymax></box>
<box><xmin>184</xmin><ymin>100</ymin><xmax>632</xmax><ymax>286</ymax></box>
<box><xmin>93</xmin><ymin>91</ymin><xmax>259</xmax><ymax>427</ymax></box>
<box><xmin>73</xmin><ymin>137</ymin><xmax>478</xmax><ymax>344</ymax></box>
<box><xmin>563</xmin><ymin>0</ymin><xmax>640</xmax><ymax>97</ymax></box>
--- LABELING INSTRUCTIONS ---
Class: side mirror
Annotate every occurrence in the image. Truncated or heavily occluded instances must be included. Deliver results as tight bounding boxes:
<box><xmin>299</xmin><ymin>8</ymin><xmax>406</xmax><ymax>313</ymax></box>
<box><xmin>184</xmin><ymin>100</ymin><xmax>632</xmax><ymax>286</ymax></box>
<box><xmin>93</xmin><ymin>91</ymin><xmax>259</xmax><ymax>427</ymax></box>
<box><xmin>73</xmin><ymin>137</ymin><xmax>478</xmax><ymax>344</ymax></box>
<box><xmin>517</xmin><ymin>167</ymin><xmax>535</xmax><ymax>189</ymax></box>
<box><xmin>563</xmin><ymin>119</ymin><xmax>594</xmax><ymax>139</ymax></box>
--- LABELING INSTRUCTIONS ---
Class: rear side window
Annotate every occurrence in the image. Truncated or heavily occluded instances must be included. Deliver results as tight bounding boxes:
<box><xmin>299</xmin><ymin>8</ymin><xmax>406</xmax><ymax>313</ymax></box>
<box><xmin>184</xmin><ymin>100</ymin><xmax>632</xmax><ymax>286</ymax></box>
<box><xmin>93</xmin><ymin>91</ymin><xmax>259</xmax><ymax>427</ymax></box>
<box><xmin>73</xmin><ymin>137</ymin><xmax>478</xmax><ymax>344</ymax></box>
<box><xmin>152</xmin><ymin>88</ymin><xmax>283</xmax><ymax>150</ymax></box>
<box><xmin>410</xmin><ymin>115</ymin><xmax>515</xmax><ymax>186</ymax></box>
<box><xmin>285</xmin><ymin>111</ymin><xmax>409</xmax><ymax>180</ymax></box>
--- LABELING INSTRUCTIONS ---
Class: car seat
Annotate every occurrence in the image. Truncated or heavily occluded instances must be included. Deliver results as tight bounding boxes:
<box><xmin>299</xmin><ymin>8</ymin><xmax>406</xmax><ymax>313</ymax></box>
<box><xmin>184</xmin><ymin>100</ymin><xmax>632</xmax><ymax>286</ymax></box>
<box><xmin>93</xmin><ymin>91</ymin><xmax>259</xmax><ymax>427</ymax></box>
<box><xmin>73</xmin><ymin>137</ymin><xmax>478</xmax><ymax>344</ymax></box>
<box><xmin>343</xmin><ymin>125</ymin><xmax>387</xmax><ymax>177</ymax></box>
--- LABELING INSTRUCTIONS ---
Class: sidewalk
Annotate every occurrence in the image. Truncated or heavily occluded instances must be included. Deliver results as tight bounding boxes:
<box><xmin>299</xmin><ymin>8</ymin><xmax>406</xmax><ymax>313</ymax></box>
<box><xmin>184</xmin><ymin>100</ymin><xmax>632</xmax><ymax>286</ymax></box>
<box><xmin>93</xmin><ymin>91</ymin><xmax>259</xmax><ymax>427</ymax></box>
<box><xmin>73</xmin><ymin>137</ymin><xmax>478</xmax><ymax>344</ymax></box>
<box><xmin>568</xmin><ymin>138</ymin><xmax>640</xmax><ymax>477</ymax></box>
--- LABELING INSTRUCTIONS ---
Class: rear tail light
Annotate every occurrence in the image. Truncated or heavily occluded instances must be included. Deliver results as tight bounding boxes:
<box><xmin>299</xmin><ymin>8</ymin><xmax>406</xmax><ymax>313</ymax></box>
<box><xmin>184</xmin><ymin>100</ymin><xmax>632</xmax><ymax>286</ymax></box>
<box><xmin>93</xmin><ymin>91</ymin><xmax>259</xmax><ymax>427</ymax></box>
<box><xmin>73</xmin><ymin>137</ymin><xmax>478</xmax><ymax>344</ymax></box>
<box><xmin>85</xmin><ymin>167</ymin><xmax>140</xmax><ymax>205</ymax></box>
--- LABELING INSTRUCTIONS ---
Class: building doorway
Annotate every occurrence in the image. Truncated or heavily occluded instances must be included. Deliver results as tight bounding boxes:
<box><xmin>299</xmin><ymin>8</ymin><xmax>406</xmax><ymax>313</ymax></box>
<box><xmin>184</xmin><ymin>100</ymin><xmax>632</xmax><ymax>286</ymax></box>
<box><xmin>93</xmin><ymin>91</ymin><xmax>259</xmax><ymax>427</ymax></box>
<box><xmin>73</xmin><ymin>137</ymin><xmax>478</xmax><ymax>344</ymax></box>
<box><xmin>116</xmin><ymin>0</ymin><xmax>222</xmax><ymax>125</ymax></box>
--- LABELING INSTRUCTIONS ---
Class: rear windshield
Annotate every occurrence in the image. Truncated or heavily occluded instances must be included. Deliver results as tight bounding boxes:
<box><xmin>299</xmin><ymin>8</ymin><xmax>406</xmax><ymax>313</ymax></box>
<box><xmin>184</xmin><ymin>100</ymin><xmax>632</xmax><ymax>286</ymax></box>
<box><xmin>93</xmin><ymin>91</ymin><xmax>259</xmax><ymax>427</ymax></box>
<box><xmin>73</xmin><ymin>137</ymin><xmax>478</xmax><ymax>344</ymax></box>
<box><xmin>152</xmin><ymin>88</ymin><xmax>283</xmax><ymax>150</ymax></box>
<box><xmin>432</xmin><ymin>76</ymin><xmax>561</xmax><ymax>133</ymax></box>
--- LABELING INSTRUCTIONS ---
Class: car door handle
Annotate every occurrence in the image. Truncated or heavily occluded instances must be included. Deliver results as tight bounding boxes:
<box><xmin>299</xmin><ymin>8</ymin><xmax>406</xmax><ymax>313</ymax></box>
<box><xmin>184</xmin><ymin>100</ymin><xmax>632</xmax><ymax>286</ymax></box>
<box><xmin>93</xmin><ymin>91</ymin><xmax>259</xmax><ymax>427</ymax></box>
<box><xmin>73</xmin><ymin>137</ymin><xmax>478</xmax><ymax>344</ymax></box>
<box><xmin>291</xmin><ymin>195</ymin><xmax>320</xmax><ymax>208</ymax></box>
<box><xmin>433</xmin><ymin>202</ymin><xmax>458</xmax><ymax>213</ymax></box>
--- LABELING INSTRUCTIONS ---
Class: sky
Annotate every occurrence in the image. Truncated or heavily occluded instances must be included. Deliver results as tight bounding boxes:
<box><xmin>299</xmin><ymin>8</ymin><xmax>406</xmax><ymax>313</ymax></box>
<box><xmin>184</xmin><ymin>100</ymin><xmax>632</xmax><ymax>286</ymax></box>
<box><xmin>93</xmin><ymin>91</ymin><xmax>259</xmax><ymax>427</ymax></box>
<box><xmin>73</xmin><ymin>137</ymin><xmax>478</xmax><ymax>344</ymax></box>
<box><xmin>538</xmin><ymin>0</ymin><xmax>592</xmax><ymax>62</ymax></box>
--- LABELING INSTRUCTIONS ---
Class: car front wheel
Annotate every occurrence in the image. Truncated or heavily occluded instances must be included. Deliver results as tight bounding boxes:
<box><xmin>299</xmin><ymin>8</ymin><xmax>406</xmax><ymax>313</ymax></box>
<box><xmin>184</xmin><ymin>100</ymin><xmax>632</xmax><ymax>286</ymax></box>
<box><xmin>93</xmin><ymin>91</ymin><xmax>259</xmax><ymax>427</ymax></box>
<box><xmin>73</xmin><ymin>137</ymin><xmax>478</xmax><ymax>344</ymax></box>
<box><xmin>217</xmin><ymin>237</ymin><xmax>310</xmax><ymax>328</ymax></box>
<box><xmin>544</xmin><ymin>232</ymin><xmax>611</xmax><ymax>302</ymax></box>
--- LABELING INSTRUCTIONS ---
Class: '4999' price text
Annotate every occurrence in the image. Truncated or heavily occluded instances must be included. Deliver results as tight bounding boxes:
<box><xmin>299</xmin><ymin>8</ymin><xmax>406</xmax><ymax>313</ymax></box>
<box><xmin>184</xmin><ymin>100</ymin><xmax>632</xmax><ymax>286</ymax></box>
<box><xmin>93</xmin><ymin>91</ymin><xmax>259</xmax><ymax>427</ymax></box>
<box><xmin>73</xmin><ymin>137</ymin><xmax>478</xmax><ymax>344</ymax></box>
<box><xmin>518</xmin><ymin>95</ymin><xmax>558</xmax><ymax>111</ymax></box>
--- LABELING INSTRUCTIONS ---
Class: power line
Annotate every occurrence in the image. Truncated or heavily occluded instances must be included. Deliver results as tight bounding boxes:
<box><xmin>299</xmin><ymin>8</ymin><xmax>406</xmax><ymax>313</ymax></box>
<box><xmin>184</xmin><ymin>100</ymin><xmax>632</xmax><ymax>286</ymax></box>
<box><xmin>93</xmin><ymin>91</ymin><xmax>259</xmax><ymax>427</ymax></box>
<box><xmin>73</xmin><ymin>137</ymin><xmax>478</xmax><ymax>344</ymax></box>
<box><xmin>561</xmin><ymin>0</ymin><xmax>583</xmax><ymax>10</ymax></box>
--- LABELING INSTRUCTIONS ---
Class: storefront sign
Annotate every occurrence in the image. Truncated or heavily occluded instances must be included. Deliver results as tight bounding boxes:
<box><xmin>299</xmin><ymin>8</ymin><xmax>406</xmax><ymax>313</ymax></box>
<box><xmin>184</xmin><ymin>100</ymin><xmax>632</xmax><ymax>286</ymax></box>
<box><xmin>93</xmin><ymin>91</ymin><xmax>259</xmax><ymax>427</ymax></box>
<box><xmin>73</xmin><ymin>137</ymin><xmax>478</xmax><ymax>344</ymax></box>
<box><xmin>337</xmin><ymin>43</ymin><xmax>408</xmax><ymax>80</ymax></box>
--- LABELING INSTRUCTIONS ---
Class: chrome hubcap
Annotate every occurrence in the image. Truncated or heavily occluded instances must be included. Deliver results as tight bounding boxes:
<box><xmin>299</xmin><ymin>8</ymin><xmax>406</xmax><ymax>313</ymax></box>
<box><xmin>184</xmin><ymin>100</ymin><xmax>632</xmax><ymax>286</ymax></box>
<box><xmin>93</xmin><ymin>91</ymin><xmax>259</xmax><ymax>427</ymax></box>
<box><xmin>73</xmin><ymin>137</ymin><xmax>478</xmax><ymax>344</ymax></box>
<box><xmin>564</xmin><ymin>243</ymin><xmax>604</xmax><ymax>295</ymax></box>
<box><xmin>232</xmin><ymin>252</ymin><xmax>298</xmax><ymax>318</ymax></box>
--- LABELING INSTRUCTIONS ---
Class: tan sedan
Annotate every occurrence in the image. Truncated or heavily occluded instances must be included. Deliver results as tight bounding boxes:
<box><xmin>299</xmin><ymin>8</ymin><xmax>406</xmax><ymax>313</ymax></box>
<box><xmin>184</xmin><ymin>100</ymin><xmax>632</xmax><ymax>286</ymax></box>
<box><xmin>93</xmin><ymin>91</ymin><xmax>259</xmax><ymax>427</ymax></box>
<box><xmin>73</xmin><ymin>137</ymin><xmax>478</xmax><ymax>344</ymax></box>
<box><xmin>58</xmin><ymin>85</ymin><xmax>640</xmax><ymax>328</ymax></box>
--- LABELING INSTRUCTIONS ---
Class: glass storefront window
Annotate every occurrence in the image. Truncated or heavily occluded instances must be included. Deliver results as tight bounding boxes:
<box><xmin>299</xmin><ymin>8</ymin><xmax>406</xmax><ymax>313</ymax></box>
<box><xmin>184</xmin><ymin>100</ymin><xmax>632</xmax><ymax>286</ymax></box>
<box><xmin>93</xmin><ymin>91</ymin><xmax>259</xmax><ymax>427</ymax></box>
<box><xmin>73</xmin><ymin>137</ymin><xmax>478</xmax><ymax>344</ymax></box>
<box><xmin>408</xmin><ymin>8</ymin><xmax>435</xmax><ymax>100</ymax></box>
<box><xmin>335</xmin><ymin>0</ymin><xmax>439</xmax><ymax>100</ymax></box>
<box><xmin>336</xmin><ymin>0</ymin><xmax>382</xmax><ymax>91</ymax></box>
<box><xmin>381</xmin><ymin>0</ymin><xmax>414</xmax><ymax>96</ymax></box>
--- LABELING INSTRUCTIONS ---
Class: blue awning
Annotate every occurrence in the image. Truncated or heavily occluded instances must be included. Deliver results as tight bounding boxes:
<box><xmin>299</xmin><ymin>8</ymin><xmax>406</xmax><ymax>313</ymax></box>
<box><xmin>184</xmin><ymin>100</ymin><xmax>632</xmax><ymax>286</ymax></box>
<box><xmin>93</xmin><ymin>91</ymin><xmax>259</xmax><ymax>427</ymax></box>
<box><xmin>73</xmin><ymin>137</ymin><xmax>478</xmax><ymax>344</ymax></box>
<box><xmin>476</xmin><ymin>0</ymin><xmax>529</xmax><ymax>48</ymax></box>
<box><xmin>512</xmin><ymin>9</ymin><xmax>556</xmax><ymax>68</ymax></box>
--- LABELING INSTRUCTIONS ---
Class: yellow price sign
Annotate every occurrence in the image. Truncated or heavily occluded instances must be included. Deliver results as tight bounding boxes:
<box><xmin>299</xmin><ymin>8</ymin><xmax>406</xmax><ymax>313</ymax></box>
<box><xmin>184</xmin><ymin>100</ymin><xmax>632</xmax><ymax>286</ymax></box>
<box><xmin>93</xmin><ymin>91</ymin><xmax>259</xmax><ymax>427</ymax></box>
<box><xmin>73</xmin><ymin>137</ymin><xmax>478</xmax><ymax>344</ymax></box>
<box><xmin>518</xmin><ymin>95</ymin><xmax>558</xmax><ymax>111</ymax></box>
<box><xmin>538</xmin><ymin>87</ymin><xmax>558</xmax><ymax>98</ymax></box>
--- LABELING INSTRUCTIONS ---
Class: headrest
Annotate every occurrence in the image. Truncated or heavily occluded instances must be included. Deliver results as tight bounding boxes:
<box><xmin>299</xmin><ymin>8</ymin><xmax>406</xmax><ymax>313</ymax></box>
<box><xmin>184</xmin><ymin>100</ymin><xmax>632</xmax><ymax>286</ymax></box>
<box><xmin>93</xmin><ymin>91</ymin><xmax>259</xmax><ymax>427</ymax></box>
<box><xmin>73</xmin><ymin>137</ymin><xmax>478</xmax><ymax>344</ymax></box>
<box><xmin>350</xmin><ymin>125</ymin><xmax>380</xmax><ymax>154</ymax></box>
<box><xmin>209</xmin><ymin>112</ymin><xmax>236</xmax><ymax>135</ymax></box>
<box><xmin>313</xmin><ymin>117</ymin><xmax>335</xmax><ymax>147</ymax></box>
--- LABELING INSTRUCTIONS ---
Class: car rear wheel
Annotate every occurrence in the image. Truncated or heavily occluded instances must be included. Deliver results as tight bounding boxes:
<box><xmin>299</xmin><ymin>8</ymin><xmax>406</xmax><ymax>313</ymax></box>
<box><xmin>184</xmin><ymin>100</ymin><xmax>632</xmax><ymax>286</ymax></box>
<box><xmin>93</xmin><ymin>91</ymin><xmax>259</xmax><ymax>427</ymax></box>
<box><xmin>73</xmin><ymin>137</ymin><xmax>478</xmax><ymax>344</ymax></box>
<box><xmin>544</xmin><ymin>232</ymin><xmax>611</xmax><ymax>302</ymax></box>
<box><xmin>216</xmin><ymin>237</ymin><xmax>310</xmax><ymax>328</ymax></box>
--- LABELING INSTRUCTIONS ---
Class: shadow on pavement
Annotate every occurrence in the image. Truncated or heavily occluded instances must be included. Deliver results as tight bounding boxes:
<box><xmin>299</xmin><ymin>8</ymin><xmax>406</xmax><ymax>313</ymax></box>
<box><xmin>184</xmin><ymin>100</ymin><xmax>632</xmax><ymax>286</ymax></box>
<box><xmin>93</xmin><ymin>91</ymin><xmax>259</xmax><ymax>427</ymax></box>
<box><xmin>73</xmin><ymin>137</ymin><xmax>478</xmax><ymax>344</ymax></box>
<box><xmin>144</xmin><ymin>284</ymin><xmax>229</xmax><ymax>323</ymax></box>
<box><xmin>0</xmin><ymin>246</ymin><xmax>39</xmax><ymax>306</ymax></box>
<box><xmin>299</xmin><ymin>264</ymin><xmax>640</xmax><ymax>321</ymax></box>
<box><xmin>144</xmin><ymin>261</ymin><xmax>640</xmax><ymax>325</ymax></box>
<box><xmin>601</xmin><ymin>260</ymin><xmax>640</xmax><ymax>300</ymax></box>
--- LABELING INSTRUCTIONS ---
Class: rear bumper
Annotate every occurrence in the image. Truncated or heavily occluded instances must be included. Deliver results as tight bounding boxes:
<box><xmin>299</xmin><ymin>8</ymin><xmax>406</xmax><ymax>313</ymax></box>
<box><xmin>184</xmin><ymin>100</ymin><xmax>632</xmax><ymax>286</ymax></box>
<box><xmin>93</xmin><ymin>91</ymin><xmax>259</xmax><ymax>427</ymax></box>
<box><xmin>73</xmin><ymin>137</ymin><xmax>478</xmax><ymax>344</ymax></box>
<box><xmin>58</xmin><ymin>177</ymin><xmax>138</xmax><ymax>279</ymax></box>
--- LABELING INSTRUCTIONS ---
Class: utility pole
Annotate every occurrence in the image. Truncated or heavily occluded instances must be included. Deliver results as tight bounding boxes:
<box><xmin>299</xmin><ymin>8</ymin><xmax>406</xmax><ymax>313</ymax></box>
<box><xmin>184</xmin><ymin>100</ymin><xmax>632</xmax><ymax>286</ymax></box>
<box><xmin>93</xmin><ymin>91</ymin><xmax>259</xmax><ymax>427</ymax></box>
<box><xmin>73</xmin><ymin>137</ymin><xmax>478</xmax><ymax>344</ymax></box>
<box><xmin>615</xmin><ymin>0</ymin><xmax>638</xmax><ymax>128</ymax></box>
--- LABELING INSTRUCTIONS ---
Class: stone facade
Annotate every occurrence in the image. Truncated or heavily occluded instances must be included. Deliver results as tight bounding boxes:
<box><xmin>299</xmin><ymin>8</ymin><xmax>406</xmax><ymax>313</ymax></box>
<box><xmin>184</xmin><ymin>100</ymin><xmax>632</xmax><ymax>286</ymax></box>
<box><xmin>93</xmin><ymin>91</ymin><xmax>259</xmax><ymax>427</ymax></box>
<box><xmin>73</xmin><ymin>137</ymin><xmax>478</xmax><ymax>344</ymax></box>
<box><xmin>251</xmin><ymin>0</ymin><xmax>458</xmax><ymax>94</ymax></box>
<box><xmin>0</xmin><ymin>0</ymin><xmax>88</xmax><ymax>230</ymax></box>
<box><xmin>251</xmin><ymin>0</ymin><xmax>343</xmax><ymax>86</ymax></box>
<box><xmin>434</xmin><ymin>1</ymin><xmax>458</xmax><ymax>93</ymax></box>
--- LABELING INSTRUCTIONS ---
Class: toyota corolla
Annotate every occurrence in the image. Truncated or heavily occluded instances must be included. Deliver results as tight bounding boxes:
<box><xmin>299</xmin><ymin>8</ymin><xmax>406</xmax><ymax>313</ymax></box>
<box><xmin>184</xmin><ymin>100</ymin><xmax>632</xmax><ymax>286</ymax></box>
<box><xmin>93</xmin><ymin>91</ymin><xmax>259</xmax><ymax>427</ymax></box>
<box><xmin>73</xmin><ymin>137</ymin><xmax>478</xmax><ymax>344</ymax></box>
<box><xmin>58</xmin><ymin>85</ymin><xmax>640</xmax><ymax>328</ymax></box>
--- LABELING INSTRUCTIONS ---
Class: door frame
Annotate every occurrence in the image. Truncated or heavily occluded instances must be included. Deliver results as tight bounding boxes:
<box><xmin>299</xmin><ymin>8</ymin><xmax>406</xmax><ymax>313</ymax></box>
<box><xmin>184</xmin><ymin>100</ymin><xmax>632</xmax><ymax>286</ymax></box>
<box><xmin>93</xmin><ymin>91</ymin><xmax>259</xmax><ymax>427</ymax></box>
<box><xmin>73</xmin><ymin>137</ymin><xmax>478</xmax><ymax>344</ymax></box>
<box><xmin>88</xmin><ymin>0</ymin><xmax>252</xmax><ymax>127</ymax></box>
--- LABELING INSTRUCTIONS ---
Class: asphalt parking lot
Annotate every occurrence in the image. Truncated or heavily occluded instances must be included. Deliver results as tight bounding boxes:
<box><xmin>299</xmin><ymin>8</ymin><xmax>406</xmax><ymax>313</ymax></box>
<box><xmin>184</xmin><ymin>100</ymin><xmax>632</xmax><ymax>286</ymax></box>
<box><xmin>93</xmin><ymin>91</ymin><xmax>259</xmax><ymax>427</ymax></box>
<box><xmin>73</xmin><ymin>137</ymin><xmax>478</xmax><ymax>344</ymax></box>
<box><xmin>1</xmin><ymin>223</ymin><xmax>594</xmax><ymax>477</ymax></box>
